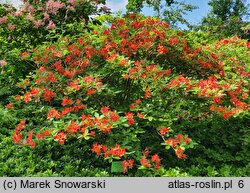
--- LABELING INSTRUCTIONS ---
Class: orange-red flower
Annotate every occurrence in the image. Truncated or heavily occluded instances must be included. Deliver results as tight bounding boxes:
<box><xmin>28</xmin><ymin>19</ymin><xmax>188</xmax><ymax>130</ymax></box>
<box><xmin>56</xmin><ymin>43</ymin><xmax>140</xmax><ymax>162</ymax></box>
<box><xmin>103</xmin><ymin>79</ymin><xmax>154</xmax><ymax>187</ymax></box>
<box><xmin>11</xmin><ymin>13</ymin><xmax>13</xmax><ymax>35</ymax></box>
<box><xmin>54</xmin><ymin>132</ymin><xmax>67</xmax><ymax>145</ymax></box>
<box><xmin>100</xmin><ymin>106</ymin><xmax>109</xmax><ymax>115</ymax></box>
<box><xmin>151</xmin><ymin>154</ymin><xmax>161</xmax><ymax>170</ymax></box>
<box><xmin>20</xmin><ymin>51</ymin><xmax>29</xmax><ymax>58</ymax></box>
<box><xmin>175</xmin><ymin>147</ymin><xmax>186</xmax><ymax>159</ymax></box>
<box><xmin>14</xmin><ymin>95</ymin><xmax>20</xmax><ymax>100</ymax></box>
<box><xmin>122</xmin><ymin>159</ymin><xmax>134</xmax><ymax>173</ymax></box>
<box><xmin>157</xmin><ymin>44</ymin><xmax>169</xmax><ymax>55</ymax></box>
<box><xmin>109</xmin><ymin>112</ymin><xmax>119</xmax><ymax>122</ymax></box>
<box><xmin>109</xmin><ymin>144</ymin><xmax>126</xmax><ymax>157</ymax></box>
<box><xmin>43</xmin><ymin>89</ymin><xmax>56</xmax><ymax>102</ymax></box>
<box><xmin>246</xmin><ymin>41</ymin><xmax>250</xmax><ymax>49</ymax></box>
<box><xmin>47</xmin><ymin>108</ymin><xmax>61</xmax><ymax>119</ymax></box>
<box><xmin>61</xmin><ymin>97</ymin><xmax>73</xmax><ymax>106</ymax></box>
<box><xmin>69</xmin><ymin>80</ymin><xmax>80</xmax><ymax>91</ymax></box>
<box><xmin>5</xmin><ymin>103</ymin><xmax>14</xmax><ymax>109</ymax></box>
<box><xmin>24</xmin><ymin>92</ymin><xmax>32</xmax><ymax>103</ymax></box>
<box><xmin>91</xmin><ymin>143</ymin><xmax>103</xmax><ymax>155</ymax></box>
<box><xmin>87</xmin><ymin>89</ymin><xmax>96</xmax><ymax>95</ymax></box>
<box><xmin>13</xmin><ymin>131</ymin><xmax>22</xmax><ymax>144</ymax></box>
<box><xmin>140</xmin><ymin>157</ymin><xmax>151</xmax><ymax>168</ymax></box>
<box><xmin>168</xmin><ymin>37</ymin><xmax>179</xmax><ymax>45</ymax></box>
<box><xmin>159</xmin><ymin>127</ymin><xmax>169</xmax><ymax>135</ymax></box>
<box><xmin>26</xmin><ymin>131</ymin><xmax>36</xmax><ymax>148</ymax></box>
<box><xmin>137</xmin><ymin>112</ymin><xmax>145</xmax><ymax>119</ymax></box>
<box><xmin>36</xmin><ymin>130</ymin><xmax>50</xmax><ymax>139</ymax></box>
<box><xmin>125</xmin><ymin>112</ymin><xmax>135</xmax><ymax>125</ymax></box>
<box><xmin>67</xmin><ymin>121</ymin><xmax>81</xmax><ymax>135</ymax></box>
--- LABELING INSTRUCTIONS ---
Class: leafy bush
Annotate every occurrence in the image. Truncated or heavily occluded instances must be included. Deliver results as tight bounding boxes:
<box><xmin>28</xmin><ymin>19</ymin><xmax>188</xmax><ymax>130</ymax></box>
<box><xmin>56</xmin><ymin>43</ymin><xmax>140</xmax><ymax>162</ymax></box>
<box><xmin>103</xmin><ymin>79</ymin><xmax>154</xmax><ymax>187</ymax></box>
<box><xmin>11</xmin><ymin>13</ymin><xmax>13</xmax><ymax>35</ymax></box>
<box><xmin>1</xmin><ymin>0</ymin><xmax>249</xmax><ymax>176</ymax></box>
<box><xmin>0</xmin><ymin>0</ymin><xmax>107</xmax><ymax>104</ymax></box>
<box><xmin>3</xmin><ymin>13</ymin><xmax>248</xmax><ymax>176</ymax></box>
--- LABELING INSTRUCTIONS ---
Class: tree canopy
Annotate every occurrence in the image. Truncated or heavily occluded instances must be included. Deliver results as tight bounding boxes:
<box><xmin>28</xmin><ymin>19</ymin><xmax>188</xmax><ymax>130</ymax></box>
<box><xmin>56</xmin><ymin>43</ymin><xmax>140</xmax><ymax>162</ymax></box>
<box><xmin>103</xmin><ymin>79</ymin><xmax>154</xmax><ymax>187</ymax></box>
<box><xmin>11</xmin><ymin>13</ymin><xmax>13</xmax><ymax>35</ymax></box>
<box><xmin>198</xmin><ymin>0</ymin><xmax>250</xmax><ymax>38</ymax></box>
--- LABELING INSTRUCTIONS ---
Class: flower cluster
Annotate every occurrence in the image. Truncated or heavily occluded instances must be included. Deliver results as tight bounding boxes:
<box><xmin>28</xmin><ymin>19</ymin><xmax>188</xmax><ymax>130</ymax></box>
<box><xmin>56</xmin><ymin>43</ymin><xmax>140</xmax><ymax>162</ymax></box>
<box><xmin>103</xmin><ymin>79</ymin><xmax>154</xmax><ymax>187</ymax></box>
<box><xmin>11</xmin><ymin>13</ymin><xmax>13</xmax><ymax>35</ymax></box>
<box><xmin>13</xmin><ymin>120</ymin><xmax>36</xmax><ymax>148</ymax></box>
<box><xmin>13</xmin><ymin>120</ymin><xmax>26</xmax><ymax>144</ymax></box>
<box><xmin>91</xmin><ymin>143</ymin><xmax>126</xmax><ymax>158</ymax></box>
<box><xmin>122</xmin><ymin>159</ymin><xmax>134</xmax><ymax>173</ymax></box>
<box><xmin>7</xmin><ymin>13</ymin><xmax>249</xmax><ymax>175</ymax></box>
<box><xmin>165</xmin><ymin>134</ymin><xmax>191</xmax><ymax>159</ymax></box>
<box><xmin>140</xmin><ymin>148</ymin><xmax>161</xmax><ymax>170</ymax></box>
<box><xmin>0</xmin><ymin>0</ymin><xmax>107</xmax><ymax>31</ymax></box>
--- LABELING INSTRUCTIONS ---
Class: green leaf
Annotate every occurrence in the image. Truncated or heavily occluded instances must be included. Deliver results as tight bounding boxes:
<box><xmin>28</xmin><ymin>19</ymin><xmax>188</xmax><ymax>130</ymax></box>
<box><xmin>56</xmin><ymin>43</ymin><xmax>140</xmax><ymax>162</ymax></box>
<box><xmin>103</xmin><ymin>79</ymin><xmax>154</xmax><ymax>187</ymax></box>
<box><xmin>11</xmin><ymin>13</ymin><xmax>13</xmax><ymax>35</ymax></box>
<box><xmin>111</xmin><ymin>161</ymin><xmax>123</xmax><ymax>173</ymax></box>
<box><xmin>83</xmin><ymin>135</ymin><xmax>90</xmax><ymax>140</ymax></box>
<box><xmin>138</xmin><ymin>166</ymin><xmax>146</xmax><ymax>170</ymax></box>
<box><xmin>63</xmin><ymin>50</ymin><xmax>70</xmax><ymax>56</ymax></box>
<box><xmin>94</xmin><ymin>112</ymin><xmax>99</xmax><ymax>118</ymax></box>
<box><xmin>148</xmin><ymin>116</ymin><xmax>153</xmax><ymax>121</ymax></box>
<box><xmin>124</xmin><ymin>151</ymin><xmax>135</xmax><ymax>155</ymax></box>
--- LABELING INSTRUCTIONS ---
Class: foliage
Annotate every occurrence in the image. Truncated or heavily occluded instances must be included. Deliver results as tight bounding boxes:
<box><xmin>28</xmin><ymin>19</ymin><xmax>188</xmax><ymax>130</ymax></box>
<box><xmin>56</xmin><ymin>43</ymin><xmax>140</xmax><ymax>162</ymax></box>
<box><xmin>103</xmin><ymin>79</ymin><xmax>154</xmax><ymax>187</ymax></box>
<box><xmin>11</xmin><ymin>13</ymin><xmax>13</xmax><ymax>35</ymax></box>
<box><xmin>3</xmin><ymin>13</ymin><xmax>249</xmax><ymax>176</ymax></box>
<box><xmin>126</xmin><ymin>0</ymin><xmax>175</xmax><ymax>13</ymax></box>
<box><xmin>197</xmin><ymin>0</ymin><xmax>250</xmax><ymax>39</ymax></box>
<box><xmin>208</xmin><ymin>0</ymin><xmax>249</xmax><ymax>20</ymax></box>
<box><xmin>126</xmin><ymin>0</ymin><xmax>197</xmax><ymax>29</ymax></box>
<box><xmin>0</xmin><ymin>0</ymin><xmax>108</xmax><ymax>104</ymax></box>
<box><xmin>0</xmin><ymin>125</ymin><xmax>110</xmax><ymax>176</ymax></box>
<box><xmin>1</xmin><ymin>1</ymin><xmax>250</xmax><ymax>177</ymax></box>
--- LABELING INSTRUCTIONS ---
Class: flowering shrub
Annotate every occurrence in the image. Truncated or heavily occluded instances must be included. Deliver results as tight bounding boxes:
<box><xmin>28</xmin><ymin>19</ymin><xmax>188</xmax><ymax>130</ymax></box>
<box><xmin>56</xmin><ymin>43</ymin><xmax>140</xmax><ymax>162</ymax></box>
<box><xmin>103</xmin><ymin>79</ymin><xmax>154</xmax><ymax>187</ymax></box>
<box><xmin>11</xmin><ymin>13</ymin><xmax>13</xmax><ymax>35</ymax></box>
<box><xmin>0</xmin><ymin>0</ymin><xmax>107</xmax><ymax>31</ymax></box>
<box><xmin>5</xmin><ymin>13</ymin><xmax>250</xmax><ymax>175</ymax></box>
<box><xmin>0</xmin><ymin>0</ymin><xmax>107</xmax><ymax>105</ymax></box>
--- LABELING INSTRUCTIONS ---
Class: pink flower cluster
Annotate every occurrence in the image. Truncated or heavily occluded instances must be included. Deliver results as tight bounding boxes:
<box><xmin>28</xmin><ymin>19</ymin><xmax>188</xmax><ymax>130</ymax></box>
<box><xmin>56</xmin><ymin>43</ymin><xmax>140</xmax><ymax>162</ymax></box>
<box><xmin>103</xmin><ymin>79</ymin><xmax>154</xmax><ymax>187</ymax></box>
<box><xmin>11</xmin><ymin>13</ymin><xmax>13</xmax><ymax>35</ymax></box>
<box><xmin>8</xmin><ymin>23</ymin><xmax>15</xmax><ymax>31</ymax></box>
<box><xmin>46</xmin><ymin>0</ymin><xmax>65</xmax><ymax>15</ymax></box>
<box><xmin>0</xmin><ymin>0</ymin><xmax>104</xmax><ymax>30</ymax></box>
<box><xmin>46</xmin><ymin>21</ymin><xmax>56</xmax><ymax>29</ymax></box>
<box><xmin>33</xmin><ymin>19</ymin><xmax>44</xmax><ymax>29</ymax></box>
<box><xmin>0</xmin><ymin>60</ymin><xmax>7</xmax><ymax>67</ymax></box>
<box><xmin>0</xmin><ymin>16</ymin><xmax>7</xmax><ymax>24</ymax></box>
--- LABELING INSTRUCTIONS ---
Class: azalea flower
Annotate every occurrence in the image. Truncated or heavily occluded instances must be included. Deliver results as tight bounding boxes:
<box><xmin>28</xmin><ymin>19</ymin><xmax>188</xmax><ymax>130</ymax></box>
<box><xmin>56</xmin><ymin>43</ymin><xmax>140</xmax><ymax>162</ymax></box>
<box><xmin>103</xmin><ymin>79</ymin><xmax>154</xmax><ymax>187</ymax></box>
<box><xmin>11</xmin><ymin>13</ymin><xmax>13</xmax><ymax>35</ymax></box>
<box><xmin>0</xmin><ymin>60</ymin><xmax>7</xmax><ymax>67</ymax></box>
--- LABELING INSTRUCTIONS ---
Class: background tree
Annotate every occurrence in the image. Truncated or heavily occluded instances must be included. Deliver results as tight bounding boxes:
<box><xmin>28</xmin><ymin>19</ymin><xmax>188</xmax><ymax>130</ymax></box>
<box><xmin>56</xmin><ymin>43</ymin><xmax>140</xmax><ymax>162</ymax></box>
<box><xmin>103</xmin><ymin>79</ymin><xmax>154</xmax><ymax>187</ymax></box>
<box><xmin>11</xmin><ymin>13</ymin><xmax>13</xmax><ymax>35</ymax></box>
<box><xmin>126</xmin><ymin>0</ymin><xmax>197</xmax><ymax>29</ymax></box>
<box><xmin>197</xmin><ymin>0</ymin><xmax>250</xmax><ymax>39</ymax></box>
